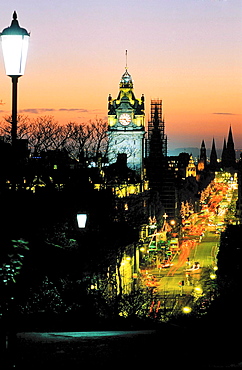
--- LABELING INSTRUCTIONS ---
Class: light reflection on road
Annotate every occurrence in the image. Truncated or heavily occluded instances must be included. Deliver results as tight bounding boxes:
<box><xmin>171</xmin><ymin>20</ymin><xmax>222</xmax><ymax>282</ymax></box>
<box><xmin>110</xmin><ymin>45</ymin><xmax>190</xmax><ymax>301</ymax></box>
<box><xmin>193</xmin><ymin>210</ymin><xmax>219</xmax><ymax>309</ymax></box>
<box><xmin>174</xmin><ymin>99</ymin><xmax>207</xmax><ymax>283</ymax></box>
<box><xmin>18</xmin><ymin>330</ymin><xmax>156</xmax><ymax>341</ymax></box>
<box><xmin>49</xmin><ymin>330</ymin><xmax>155</xmax><ymax>338</ymax></box>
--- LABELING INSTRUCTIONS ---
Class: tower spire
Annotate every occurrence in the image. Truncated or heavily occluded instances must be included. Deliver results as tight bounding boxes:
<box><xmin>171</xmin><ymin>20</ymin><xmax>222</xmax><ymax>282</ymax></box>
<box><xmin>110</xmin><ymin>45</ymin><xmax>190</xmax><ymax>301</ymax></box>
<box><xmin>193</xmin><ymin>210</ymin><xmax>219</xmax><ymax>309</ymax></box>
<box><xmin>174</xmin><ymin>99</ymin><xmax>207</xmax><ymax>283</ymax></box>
<box><xmin>227</xmin><ymin>125</ymin><xmax>234</xmax><ymax>147</ymax></box>
<box><xmin>223</xmin><ymin>125</ymin><xmax>236</xmax><ymax>168</ymax></box>
<box><xmin>199</xmin><ymin>139</ymin><xmax>207</xmax><ymax>168</ymax></box>
<box><xmin>210</xmin><ymin>138</ymin><xmax>218</xmax><ymax>170</ymax></box>
<box><xmin>120</xmin><ymin>50</ymin><xmax>133</xmax><ymax>88</ymax></box>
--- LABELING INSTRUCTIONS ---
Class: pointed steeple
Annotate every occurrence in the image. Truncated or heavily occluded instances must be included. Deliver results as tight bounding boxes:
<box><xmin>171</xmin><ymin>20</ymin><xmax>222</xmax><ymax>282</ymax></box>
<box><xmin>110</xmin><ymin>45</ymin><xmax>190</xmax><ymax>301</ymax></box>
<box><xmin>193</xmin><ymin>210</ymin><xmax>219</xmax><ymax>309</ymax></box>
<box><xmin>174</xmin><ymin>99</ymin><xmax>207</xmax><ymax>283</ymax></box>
<box><xmin>227</xmin><ymin>125</ymin><xmax>235</xmax><ymax>150</ymax></box>
<box><xmin>221</xmin><ymin>138</ymin><xmax>227</xmax><ymax>166</ymax></box>
<box><xmin>210</xmin><ymin>138</ymin><xmax>218</xmax><ymax>170</ymax></box>
<box><xmin>222</xmin><ymin>126</ymin><xmax>236</xmax><ymax>168</ymax></box>
<box><xmin>200</xmin><ymin>140</ymin><xmax>207</xmax><ymax>167</ymax></box>
<box><xmin>222</xmin><ymin>137</ymin><xmax>227</xmax><ymax>151</ymax></box>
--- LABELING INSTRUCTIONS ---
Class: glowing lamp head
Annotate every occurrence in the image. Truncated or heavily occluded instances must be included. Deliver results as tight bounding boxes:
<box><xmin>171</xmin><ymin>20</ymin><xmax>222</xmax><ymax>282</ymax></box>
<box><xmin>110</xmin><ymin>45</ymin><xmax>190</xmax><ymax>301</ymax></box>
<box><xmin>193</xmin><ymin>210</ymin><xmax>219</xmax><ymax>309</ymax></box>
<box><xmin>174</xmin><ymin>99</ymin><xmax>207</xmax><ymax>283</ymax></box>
<box><xmin>77</xmin><ymin>213</ymin><xmax>87</xmax><ymax>229</ymax></box>
<box><xmin>182</xmin><ymin>306</ymin><xmax>192</xmax><ymax>314</ymax></box>
<box><xmin>0</xmin><ymin>11</ymin><xmax>30</xmax><ymax>76</ymax></box>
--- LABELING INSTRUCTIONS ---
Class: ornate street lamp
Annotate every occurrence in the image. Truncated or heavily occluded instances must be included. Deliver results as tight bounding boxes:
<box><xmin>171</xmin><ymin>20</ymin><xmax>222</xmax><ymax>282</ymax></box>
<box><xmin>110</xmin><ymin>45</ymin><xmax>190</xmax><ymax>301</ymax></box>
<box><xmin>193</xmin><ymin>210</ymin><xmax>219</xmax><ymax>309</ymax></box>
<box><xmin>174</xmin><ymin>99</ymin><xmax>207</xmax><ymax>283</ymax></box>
<box><xmin>0</xmin><ymin>11</ymin><xmax>30</xmax><ymax>146</ymax></box>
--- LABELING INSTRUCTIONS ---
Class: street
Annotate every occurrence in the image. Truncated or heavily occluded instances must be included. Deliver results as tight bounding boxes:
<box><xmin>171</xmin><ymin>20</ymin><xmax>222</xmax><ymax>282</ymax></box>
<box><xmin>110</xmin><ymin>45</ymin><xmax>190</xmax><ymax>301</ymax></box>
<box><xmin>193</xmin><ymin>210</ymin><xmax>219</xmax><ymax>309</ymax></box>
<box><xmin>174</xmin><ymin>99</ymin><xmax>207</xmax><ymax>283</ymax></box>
<box><xmin>144</xmin><ymin>229</ymin><xmax>219</xmax><ymax>313</ymax></box>
<box><xmin>191</xmin><ymin>231</ymin><xmax>219</xmax><ymax>269</ymax></box>
<box><xmin>142</xmin><ymin>172</ymin><xmax>238</xmax><ymax>315</ymax></box>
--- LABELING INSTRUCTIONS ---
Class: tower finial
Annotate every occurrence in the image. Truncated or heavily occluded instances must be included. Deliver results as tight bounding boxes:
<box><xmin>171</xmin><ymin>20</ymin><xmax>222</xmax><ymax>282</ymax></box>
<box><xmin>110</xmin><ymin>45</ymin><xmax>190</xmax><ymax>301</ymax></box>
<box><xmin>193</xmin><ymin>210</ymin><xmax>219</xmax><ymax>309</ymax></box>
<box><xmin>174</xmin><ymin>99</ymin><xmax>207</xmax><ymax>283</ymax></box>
<box><xmin>125</xmin><ymin>50</ymin><xmax>128</xmax><ymax>70</ymax></box>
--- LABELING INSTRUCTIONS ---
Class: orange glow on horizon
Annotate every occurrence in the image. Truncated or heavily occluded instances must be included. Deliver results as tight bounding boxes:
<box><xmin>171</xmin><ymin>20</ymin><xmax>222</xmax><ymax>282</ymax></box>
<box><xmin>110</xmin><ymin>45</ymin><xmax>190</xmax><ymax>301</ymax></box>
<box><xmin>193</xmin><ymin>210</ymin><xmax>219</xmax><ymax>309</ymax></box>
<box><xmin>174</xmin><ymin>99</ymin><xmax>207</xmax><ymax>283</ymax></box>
<box><xmin>0</xmin><ymin>1</ymin><xmax>241</xmax><ymax>151</ymax></box>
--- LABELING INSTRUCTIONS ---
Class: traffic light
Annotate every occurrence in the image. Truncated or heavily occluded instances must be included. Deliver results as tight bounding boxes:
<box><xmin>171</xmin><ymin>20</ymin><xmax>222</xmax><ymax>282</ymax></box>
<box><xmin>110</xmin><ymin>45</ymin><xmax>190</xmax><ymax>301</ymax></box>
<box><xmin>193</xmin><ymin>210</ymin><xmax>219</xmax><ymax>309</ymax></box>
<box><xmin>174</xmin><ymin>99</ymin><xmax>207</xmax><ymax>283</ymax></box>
<box><xmin>179</xmin><ymin>280</ymin><xmax>185</xmax><ymax>286</ymax></box>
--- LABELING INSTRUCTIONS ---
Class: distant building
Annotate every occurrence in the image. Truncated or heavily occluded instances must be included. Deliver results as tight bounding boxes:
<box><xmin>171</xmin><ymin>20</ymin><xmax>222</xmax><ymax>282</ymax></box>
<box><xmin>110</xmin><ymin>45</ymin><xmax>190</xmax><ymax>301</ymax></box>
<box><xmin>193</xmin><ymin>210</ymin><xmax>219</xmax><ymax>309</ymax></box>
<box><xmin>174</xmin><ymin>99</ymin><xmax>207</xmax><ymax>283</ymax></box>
<box><xmin>94</xmin><ymin>153</ymin><xmax>148</xmax><ymax>198</ymax></box>
<box><xmin>237</xmin><ymin>154</ymin><xmax>242</xmax><ymax>222</ymax></box>
<box><xmin>159</xmin><ymin>166</ymin><xmax>179</xmax><ymax>219</ymax></box>
<box><xmin>159</xmin><ymin>153</ymin><xmax>190</xmax><ymax>220</ymax></box>
<box><xmin>0</xmin><ymin>136</ymin><xmax>12</xmax><ymax>189</ymax></box>
<box><xmin>186</xmin><ymin>155</ymin><xmax>197</xmax><ymax>178</ymax></box>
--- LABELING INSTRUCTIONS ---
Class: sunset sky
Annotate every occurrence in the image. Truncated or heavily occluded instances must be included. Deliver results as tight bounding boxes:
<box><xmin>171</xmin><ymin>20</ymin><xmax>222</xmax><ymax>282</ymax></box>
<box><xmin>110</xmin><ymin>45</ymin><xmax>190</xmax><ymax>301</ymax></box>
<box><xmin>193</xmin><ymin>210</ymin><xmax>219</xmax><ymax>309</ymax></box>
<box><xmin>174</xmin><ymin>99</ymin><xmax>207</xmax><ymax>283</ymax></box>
<box><xmin>0</xmin><ymin>0</ymin><xmax>241</xmax><ymax>153</ymax></box>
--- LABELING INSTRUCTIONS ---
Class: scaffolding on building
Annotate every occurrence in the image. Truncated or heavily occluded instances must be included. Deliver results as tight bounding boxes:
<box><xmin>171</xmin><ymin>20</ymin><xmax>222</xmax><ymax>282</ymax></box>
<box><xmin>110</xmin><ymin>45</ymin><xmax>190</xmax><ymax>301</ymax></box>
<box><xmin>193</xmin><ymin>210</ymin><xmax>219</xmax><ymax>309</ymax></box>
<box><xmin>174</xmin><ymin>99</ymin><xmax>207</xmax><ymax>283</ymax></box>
<box><xmin>147</xmin><ymin>99</ymin><xmax>167</xmax><ymax>157</ymax></box>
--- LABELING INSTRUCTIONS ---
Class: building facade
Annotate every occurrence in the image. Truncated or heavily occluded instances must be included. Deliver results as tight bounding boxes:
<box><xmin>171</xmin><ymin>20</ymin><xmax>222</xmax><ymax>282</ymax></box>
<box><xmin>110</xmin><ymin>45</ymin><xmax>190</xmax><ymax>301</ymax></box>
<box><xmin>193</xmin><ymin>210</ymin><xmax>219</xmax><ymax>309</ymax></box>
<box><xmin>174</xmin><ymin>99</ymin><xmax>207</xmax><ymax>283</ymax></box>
<box><xmin>107</xmin><ymin>68</ymin><xmax>145</xmax><ymax>176</ymax></box>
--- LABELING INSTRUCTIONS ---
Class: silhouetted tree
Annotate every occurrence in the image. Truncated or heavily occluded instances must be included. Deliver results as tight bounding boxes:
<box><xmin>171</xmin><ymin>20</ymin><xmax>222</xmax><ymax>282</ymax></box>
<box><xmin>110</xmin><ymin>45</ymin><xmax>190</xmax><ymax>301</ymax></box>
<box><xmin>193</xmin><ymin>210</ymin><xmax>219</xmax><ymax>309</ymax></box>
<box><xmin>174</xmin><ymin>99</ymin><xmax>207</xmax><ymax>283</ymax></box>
<box><xmin>0</xmin><ymin>115</ymin><xmax>108</xmax><ymax>162</ymax></box>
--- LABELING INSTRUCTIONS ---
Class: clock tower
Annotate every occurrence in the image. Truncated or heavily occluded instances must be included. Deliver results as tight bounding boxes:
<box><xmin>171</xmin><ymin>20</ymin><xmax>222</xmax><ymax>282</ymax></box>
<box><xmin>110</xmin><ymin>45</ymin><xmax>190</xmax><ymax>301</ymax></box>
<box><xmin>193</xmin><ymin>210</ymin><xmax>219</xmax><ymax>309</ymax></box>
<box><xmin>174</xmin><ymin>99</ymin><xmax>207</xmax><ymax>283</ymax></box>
<box><xmin>107</xmin><ymin>68</ymin><xmax>145</xmax><ymax>176</ymax></box>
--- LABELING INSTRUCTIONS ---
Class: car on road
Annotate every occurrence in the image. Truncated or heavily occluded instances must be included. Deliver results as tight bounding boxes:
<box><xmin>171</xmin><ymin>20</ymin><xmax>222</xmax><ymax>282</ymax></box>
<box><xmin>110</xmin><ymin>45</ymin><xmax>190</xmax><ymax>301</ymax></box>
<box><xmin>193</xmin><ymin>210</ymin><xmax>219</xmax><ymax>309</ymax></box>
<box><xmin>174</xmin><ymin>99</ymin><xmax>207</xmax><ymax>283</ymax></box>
<box><xmin>144</xmin><ymin>275</ymin><xmax>159</xmax><ymax>288</ymax></box>
<box><xmin>161</xmin><ymin>262</ymin><xmax>173</xmax><ymax>268</ymax></box>
<box><xmin>158</xmin><ymin>260</ymin><xmax>173</xmax><ymax>269</ymax></box>
<box><xmin>185</xmin><ymin>261</ymin><xmax>201</xmax><ymax>273</ymax></box>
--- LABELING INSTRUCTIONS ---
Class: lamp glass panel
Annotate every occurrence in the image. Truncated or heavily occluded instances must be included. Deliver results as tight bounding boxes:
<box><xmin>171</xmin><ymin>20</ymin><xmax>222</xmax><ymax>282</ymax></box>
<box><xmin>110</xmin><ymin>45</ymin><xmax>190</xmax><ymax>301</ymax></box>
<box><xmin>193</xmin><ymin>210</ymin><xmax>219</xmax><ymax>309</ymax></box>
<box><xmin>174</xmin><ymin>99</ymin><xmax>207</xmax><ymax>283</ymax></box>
<box><xmin>77</xmin><ymin>214</ymin><xmax>87</xmax><ymax>228</ymax></box>
<box><xmin>1</xmin><ymin>35</ymin><xmax>29</xmax><ymax>75</ymax></box>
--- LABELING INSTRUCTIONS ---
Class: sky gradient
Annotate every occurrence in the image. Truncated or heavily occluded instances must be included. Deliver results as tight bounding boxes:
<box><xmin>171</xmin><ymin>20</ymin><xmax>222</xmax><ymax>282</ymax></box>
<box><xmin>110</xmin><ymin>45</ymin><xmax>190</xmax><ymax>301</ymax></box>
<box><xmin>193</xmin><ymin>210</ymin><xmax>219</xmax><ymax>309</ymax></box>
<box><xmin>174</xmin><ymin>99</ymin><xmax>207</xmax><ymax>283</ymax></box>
<box><xmin>0</xmin><ymin>0</ymin><xmax>241</xmax><ymax>153</ymax></box>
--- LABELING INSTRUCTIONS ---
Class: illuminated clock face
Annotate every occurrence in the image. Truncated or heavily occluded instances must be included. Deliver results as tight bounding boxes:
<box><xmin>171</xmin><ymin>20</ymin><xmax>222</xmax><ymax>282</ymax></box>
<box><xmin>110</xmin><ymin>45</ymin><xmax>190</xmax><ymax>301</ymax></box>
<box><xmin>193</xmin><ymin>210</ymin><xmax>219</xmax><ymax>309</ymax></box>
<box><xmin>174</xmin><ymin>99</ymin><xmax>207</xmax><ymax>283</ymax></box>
<box><xmin>119</xmin><ymin>113</ymin><xmax>132</xmax><ymax>126</ymax></box>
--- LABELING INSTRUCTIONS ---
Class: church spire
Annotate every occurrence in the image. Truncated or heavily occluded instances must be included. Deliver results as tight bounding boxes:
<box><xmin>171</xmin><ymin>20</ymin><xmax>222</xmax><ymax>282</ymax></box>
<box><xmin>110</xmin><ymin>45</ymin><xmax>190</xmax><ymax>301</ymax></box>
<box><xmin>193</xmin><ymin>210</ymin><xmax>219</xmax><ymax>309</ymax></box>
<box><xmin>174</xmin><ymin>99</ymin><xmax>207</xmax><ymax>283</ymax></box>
<box><xmin>200</xmin><ymin>140</ymin><xmax>207</xmax><ymax>166</ymax></box>
<box><xmin>221</xmin><ymin>138</ymin><xmax>227</xmax><ymax>166</ymax></box>
<box><xmin>223</xmin><ymin>125</ymin><xmax>236</xmax><ymax>168</ymax></box>
<box><xmin>210</xmin><ymin>138</ymin><xmax>218</xmax><ymax>170</ymax></box>
<box><xmin>197</xmin><ymin>139</ymin><xmax>207</xmax><ymax>171</ymax></box>
<box><xmin>227</xmin><ymin>125</ymin><xmax>235</xmax><ymax>149</ymax></box>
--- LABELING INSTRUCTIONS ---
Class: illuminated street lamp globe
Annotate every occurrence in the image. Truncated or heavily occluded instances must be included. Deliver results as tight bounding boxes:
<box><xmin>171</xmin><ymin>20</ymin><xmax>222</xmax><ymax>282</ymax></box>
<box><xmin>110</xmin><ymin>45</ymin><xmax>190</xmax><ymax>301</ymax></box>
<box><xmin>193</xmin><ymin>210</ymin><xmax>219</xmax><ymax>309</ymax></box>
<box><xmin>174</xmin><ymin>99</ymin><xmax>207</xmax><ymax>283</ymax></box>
<box><xmin>170</xmin><ymin>220</ymin><xmax>176</xmax><ymax>226</ymax></box>
<box><xmin>1</xmin><ymin>11</ymin><xmax>30</xmax><ymax>76</ymax></box>
<box><xmin>182</xmin><ymin>306</ymin><xmax>192</xmax><ymax>314</ymax></box>
<box><xmin>210</xmin><ymin>273</ymin><xmax>217</xmax><ymax>280</ymax></box>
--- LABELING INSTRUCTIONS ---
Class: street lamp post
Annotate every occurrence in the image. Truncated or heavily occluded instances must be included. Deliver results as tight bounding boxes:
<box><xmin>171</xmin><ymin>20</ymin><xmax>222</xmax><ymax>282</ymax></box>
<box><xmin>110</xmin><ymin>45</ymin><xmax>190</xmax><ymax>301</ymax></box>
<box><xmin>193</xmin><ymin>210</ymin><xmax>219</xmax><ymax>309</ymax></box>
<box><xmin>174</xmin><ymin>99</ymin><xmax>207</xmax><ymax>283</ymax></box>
<box><xmin>0</xmin><ymin>11</ymin><xmax>30</xmax><ymax>149</ymax></box>
<box><xmin>0</xmin><ymin>12</ymin><xmax>29</xmax><ymax>364</ymax></box>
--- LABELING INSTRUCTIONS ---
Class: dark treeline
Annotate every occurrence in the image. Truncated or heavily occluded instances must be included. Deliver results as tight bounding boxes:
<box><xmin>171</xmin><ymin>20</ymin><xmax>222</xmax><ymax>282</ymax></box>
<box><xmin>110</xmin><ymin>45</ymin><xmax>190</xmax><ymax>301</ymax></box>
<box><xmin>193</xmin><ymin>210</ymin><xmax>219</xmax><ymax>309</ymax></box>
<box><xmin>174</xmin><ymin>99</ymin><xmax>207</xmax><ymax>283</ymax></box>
<box><xmin>0</xmin><ymin>115</ymin><xmax>108</xmax><ymax>161</ymax></box>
